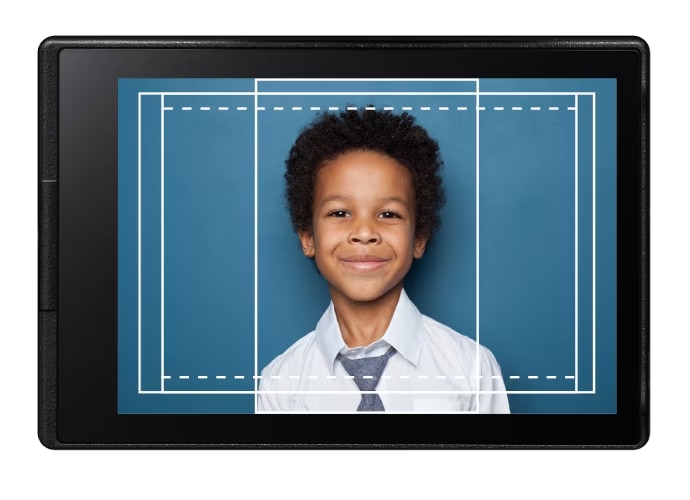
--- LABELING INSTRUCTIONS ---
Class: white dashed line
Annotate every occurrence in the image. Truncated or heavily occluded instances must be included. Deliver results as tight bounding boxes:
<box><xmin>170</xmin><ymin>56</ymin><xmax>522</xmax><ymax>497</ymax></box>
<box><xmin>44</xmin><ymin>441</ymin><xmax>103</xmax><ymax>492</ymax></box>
<box><xmin>163</xmin><ymin>373</ymin><xmax>576</xmax><ymax>382</ymax></box>
<box><xmin>164</xmin><ymin>104</ymin><xmax>582</xmax><ymax>116</ymax></box>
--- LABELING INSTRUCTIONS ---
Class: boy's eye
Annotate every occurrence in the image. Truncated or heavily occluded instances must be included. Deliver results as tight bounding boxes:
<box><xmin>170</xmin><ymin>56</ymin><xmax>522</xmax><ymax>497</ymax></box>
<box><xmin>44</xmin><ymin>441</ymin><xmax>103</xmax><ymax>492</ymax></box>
<box><xmin>328</xmin><ymin>210</ymin><xmax>350</xmax><ymax>217</ymax></box>
<box><xmin>378</xmin><ymin>211</ymin><xmax>401</xmax><ymax>219</ymax></box>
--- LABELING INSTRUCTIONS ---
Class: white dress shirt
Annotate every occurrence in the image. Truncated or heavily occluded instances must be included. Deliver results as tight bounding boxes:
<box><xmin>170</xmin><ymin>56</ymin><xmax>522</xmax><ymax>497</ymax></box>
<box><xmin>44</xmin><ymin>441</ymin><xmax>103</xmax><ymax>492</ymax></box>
<box><xmin>258</xmin><ymin>289</ymin><xmax>510</xmax><ymax>413</ymax></box>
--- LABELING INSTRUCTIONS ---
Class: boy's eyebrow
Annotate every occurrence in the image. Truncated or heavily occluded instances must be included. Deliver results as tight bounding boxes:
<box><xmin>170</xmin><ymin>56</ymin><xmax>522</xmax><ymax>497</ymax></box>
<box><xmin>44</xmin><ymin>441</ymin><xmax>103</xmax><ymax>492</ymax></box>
<box><xmin>319</xmin><ymin>194</ymin><xmax>351</xmax><ymax>207</ymax></box>
<box><xmin>319</xmin><ymin>194</ymin><xmax>410</xmax><ymax>207</ymax></box>
<box><xmin>379</xmin><ymin>196</ymin><xmax>411</xmax><ymax>207</ymax></box>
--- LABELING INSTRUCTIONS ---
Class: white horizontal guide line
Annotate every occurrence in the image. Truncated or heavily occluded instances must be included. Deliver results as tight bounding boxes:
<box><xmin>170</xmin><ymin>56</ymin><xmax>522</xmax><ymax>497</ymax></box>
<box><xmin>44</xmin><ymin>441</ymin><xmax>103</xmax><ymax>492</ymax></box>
<box><xmin>140</xmin><ymin>90</ymin><xmax>593</xmax><ymax>96</ymax></box>
<box><xmin>139</xmin><ymin>390</ymin><xmax>596</xmax><ymax>395</ymax></box>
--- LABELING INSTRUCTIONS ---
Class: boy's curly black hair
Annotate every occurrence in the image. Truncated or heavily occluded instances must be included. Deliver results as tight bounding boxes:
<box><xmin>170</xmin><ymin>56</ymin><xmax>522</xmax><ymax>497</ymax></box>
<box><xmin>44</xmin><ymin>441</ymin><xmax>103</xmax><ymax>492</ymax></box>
<box><xmin>285</xmin><ymin>108</ymin><xmax>446</xmax><ymax>240</ymax></box>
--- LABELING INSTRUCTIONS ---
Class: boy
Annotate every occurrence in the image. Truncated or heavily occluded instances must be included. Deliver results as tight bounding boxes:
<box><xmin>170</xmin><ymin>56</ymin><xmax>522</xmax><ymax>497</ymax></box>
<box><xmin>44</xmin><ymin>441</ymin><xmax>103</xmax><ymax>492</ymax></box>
<box><xmin>258</xmin><ymin>109</ymin><xmax>509</xmax><ymax>413</ymax></box>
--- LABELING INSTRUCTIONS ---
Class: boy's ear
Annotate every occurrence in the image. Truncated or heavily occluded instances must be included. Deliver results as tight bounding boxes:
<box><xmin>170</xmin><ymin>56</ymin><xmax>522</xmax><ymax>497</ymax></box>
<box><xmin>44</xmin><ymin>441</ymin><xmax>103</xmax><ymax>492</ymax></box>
<box><xmin>413</xmin><ymin>234</ymin><xmax>428</xmax><ymax>259</ymax></box>
<box><xmin>298</xmin><ymin>229</ymin><xmax>315</xmax><ymax>258</ymax></box>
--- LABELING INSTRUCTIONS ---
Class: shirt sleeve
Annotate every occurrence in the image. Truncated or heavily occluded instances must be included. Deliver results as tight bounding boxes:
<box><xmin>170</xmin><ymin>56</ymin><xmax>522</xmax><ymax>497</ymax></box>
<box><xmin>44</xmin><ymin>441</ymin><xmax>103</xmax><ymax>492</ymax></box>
<box><xmin>256</xmin><ymin>361</ymin><xmax>291</xmax><ymax>412</ymax></box>
<box><xmin>477</xmin><ymin>346</ymin><xmax>511</xmax><ymax>414</ymax></box>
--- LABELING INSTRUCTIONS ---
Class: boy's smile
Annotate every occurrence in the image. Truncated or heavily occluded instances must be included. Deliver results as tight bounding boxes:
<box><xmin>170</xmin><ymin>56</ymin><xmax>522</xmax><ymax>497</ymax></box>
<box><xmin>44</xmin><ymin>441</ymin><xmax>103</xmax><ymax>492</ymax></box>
<box><xmin>298</xmin><ymin>149</ymin><xmax>427</xmax><ymax>306</ymax></box>
<box><xmin>339</xmin><ymin>253</ymin><xmax>389</xmax><ymax>273</ymax></box>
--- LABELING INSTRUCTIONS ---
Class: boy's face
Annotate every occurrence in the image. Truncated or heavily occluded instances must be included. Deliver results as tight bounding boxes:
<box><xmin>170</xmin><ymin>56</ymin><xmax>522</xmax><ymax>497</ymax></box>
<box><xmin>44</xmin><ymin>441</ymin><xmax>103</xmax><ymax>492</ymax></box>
<box><xmin>298</xmin><ymin>150</ymin><xmax>427</xmax><ymax>305</ymax></box>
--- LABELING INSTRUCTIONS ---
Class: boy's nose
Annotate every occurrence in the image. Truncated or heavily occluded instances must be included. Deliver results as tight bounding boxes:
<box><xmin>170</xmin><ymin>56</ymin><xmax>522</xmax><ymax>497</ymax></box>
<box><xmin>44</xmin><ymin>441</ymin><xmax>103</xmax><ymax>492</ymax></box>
<box><xmin>348</xmin><ymin>220</ymin><xmax>381</xmax><ymax>245</ymax></box>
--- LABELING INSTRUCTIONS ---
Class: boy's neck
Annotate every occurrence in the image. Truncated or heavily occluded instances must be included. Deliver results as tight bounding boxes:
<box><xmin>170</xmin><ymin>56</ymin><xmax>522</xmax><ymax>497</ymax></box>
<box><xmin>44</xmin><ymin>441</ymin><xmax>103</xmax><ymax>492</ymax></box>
<box><xmin>330</xmin><ymin>283</ymin><xmax>404</xmax><ymax>348</ymax></box>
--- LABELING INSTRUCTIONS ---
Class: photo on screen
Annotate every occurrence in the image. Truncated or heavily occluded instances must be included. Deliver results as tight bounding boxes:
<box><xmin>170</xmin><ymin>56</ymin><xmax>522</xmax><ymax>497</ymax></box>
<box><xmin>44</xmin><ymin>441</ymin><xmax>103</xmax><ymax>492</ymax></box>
<box><xmin>117</xmin><ymin>77</ymin><xmax>616</xmax><ymax>414</ymax></box>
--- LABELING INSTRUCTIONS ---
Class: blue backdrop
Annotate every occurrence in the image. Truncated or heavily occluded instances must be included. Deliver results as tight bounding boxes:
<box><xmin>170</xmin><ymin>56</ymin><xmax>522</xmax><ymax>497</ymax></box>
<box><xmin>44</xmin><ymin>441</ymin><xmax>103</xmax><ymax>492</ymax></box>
<box><xmin>118</xmin><ymin>78</ymin><xmax>616</xmax><ymax>413</ymax></box>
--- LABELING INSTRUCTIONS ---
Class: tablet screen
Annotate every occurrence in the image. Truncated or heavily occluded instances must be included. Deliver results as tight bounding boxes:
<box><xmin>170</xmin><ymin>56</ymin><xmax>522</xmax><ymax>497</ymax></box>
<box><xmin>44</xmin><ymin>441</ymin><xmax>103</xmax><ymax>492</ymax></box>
<box><xmin>118</xmin><ymin>77</ymin><xmax>616</xmax><ymax>415</ymax></box>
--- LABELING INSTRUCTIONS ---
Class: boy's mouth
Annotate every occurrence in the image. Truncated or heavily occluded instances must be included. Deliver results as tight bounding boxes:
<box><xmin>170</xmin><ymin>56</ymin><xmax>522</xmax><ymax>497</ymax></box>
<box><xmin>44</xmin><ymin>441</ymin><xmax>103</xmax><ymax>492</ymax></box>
<box><xmin>339</xmin><ymin>255</ymin><xmax>388</xmax><ymax>272</ymax></box>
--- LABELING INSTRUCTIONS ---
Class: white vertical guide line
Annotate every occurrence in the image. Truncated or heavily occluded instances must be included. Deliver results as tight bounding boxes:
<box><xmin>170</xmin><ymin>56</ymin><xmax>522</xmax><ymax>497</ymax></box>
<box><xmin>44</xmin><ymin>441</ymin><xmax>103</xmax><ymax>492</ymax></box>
<box><xmin>254</xmin><ymin>80</ymin><xmax>259</xmax><ymax>411</ymax></box>
<box><xmin>160</xmin><ymin>94</ymin><xmax>166</xmax><ymax>392</ymax></box>
<box><xmin>574</xmin><ymin>94</ymin><xmax>579</xmax><ymax>392</ymax></box>
<box><xmin>592</xmin><ymin>92</ymin><xmax>597</xmax><ymax>393</ymax></box>
<box><xmin>137</xmin><ymin>92</ymin><xmax>142</xmax><ymax>393</ymax></box>
<box><xmin>475</xmin><ymin>81</ymin><xmax>481</xmax><ymax>412</ymax></box>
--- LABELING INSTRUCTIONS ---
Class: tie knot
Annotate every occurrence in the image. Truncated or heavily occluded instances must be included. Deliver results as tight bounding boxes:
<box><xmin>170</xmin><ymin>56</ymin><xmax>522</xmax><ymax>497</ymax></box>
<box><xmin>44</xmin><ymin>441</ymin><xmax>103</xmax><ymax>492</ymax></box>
<box><xmin>337</xmin><ymin>346</ymin><xmax>396</xmax><ymax>392</ymax></box>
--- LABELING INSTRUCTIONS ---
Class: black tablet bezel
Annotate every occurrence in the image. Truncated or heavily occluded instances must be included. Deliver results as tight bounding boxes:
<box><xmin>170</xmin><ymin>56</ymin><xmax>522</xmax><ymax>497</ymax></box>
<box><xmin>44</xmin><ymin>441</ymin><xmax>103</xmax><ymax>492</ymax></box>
<box><xmin>38</xmin><ymin>37</ymin><xmax>649</xmax><ymax>448</ymax></box>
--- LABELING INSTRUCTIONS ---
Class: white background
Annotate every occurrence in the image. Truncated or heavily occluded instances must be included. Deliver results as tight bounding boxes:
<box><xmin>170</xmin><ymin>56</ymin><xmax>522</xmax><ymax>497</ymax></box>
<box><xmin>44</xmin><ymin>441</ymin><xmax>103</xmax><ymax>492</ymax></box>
<box><xmin>1</xmin><ymin>1</ymin><xmax>683</xmax><ymax>497</ymax></box>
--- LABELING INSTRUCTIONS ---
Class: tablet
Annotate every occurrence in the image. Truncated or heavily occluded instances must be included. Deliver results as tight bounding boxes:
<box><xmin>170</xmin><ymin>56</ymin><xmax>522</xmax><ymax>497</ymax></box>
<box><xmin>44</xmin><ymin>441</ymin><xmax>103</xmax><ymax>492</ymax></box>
<box><xmin>38</xmin><ymin>37</ymin><xmax>649</xmax><ymax>448</ymax></box>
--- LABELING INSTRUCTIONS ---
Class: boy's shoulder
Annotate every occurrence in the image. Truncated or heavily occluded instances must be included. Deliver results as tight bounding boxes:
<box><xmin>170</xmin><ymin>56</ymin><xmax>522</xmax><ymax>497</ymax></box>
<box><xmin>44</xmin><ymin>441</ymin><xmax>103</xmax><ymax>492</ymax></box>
<box><xmin>420</xmin><ymin>313</ymin><xmax>498</xmax><ymax>362</ymax></box>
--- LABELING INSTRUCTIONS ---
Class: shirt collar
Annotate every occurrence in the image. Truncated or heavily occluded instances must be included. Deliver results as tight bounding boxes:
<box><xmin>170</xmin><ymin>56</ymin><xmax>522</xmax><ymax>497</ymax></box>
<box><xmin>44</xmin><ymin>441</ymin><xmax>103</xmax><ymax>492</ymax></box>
<box><xmin>315</xmin><ymin>288</ymin><xmax>424</xmax><ymax>375</ymax></box>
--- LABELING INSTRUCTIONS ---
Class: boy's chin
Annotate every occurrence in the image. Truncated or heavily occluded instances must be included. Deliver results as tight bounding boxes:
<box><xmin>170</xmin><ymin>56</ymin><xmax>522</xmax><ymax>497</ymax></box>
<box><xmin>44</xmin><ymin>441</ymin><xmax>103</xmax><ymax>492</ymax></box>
<box><xmin>331</xmin><ymin>285</ymin><xmax>403</xmax><ymax>305</ymax></box>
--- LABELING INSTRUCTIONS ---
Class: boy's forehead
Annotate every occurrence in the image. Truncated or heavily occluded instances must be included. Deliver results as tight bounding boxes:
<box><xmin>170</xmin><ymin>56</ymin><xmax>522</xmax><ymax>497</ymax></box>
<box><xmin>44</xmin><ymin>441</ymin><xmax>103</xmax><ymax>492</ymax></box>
<box><xmin>315</xmin><ymin>152</ymin><xmax>414</xmax><ymax>198</ymax></box>
<box><xmin>318</xmin><ymin>150</ymin><xmax>409</xmax><ymax>179</ymax></box>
